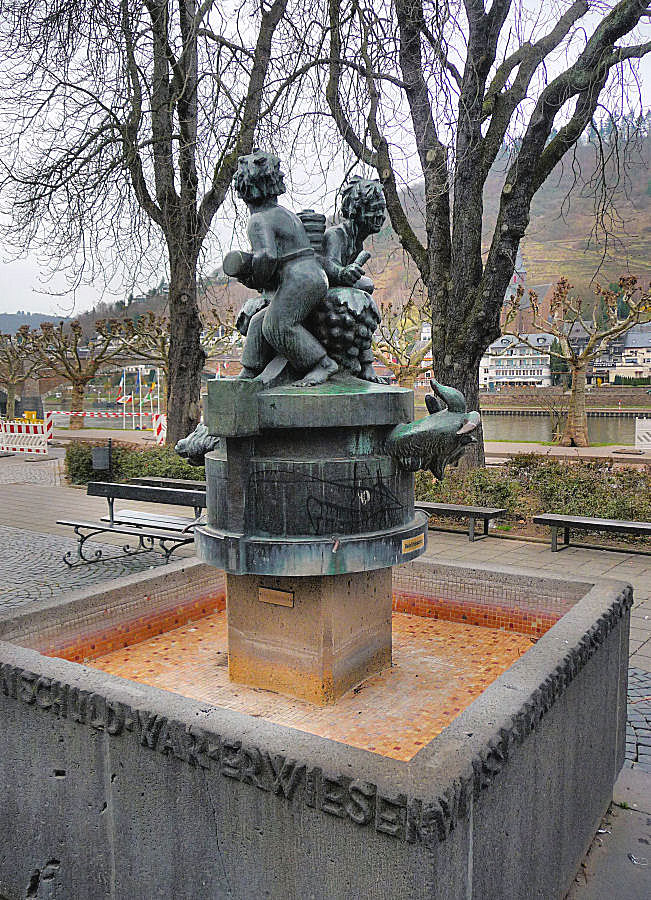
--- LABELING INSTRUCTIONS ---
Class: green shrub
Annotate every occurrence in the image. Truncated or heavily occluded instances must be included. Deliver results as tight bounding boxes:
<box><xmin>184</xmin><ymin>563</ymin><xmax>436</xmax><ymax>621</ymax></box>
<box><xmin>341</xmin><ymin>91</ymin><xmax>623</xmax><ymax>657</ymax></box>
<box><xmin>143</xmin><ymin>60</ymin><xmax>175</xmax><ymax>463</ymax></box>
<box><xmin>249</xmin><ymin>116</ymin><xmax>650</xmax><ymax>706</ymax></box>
<box><xmin>415</xmin><ymin>467</ymin><xmax>521</xmax><ymax>516</ymax></box>
<box><xmin>415</xmin><ymin>456</ymin><xmax>651</xmax><ymax>531</ymax></box>
<box><xmin>65</xmin><ymin>442</ymin><xmax>205</xmax><ymax>484</ymax></box>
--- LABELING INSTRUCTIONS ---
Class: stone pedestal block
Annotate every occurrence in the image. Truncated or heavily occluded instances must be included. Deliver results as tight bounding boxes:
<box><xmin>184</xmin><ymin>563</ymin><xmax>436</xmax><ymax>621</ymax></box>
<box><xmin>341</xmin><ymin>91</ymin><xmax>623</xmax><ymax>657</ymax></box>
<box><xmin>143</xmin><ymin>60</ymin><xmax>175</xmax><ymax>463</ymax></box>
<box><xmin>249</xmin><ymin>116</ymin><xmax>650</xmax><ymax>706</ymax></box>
<box><xmin>226</xmin><ymin>569</ymin><xmax>392</xmax><ymax>704</ymax></box>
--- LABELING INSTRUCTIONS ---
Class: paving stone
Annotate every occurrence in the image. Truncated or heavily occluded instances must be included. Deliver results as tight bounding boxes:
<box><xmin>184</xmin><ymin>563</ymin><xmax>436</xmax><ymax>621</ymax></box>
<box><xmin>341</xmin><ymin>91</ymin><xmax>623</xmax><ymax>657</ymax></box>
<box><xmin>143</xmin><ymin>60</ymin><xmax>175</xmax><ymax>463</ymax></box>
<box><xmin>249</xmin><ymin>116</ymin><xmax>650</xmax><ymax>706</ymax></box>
<box><xmin>0</xmin><ymin>523</ymin><xmax>169</xmax><ymax>611</ymax></box>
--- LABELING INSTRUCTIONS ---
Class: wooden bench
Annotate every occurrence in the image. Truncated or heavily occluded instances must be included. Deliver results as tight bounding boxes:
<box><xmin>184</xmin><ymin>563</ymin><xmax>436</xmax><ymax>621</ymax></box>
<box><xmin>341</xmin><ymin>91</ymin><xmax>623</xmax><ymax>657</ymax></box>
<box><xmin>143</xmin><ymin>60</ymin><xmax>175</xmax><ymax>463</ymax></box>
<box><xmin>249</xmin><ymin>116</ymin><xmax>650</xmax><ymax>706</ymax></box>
<box><xmin>57</xmin><ymin>482</ymin><xmax>207</xmax><ymax>567</ymax></box>
<box><xmin>414</xmin><ymin>502</ymin><xmax>507</xmax><ymax>541</ymax></box>
<box><xmin>533</xmin><ymin>513</ymin><xmax>651</xmax><ymax>552</ymax></box>
<box><xmin>128</xmin><ymin>477</ymin><xmax>207</xmax><ymax>491</ymax></box>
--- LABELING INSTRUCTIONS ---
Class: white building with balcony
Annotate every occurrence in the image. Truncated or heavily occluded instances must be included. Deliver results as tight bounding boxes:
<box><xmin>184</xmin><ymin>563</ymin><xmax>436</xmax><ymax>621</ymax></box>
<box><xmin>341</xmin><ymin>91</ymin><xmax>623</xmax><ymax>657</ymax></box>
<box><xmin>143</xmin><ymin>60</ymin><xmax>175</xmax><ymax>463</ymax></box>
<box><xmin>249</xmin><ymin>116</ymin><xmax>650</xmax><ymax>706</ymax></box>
<box><xmin>480</xmin><ymin>333</ymin><xmax>554</xmax><ymax>389</ymax></box>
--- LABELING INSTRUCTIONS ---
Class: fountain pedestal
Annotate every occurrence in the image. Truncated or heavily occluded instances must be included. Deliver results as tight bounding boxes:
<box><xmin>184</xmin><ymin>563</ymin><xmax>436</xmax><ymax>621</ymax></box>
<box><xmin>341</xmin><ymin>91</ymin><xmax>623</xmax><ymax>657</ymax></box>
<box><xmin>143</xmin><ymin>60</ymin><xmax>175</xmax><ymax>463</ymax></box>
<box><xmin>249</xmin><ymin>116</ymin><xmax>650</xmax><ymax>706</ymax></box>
<box><xmin>227</xmin><ymin>569</ymin><xmax>392</xmax><ymax>703</ymax></box>
<box><xmin>195</xmin><ymin>376</ymin><xmax>428</xmax><ymax>702</ymax></box>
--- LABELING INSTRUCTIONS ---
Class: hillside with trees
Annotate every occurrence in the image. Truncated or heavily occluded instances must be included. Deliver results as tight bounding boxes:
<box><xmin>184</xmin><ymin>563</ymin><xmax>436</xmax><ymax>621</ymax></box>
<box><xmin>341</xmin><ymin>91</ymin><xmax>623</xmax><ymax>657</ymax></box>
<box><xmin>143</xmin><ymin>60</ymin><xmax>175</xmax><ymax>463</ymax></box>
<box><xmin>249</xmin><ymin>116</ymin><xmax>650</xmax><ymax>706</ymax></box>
<box><xmin>0</xmin><ymin>311</ymin><xmax>70</xmax><ymax>335</ymax></box>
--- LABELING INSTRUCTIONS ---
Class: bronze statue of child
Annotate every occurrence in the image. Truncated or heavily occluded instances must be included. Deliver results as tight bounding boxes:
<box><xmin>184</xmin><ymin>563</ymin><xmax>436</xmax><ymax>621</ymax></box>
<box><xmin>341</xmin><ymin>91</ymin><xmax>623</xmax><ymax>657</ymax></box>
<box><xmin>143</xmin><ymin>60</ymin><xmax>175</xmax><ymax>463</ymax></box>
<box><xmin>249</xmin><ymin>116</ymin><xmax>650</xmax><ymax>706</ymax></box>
<box><xmin>321</xmin><ymin>176</ymin><xmax>386</xmax><ymax>294</ymax></box>
<box><xmin>310</xmin><ymin>177</ymin><xmax>387</xmax><ymax>382</ymax></box>
<box><xmin>229</xmin><ymin>150</ymin><xmax>337</xmax><ymax>385</ymax></box>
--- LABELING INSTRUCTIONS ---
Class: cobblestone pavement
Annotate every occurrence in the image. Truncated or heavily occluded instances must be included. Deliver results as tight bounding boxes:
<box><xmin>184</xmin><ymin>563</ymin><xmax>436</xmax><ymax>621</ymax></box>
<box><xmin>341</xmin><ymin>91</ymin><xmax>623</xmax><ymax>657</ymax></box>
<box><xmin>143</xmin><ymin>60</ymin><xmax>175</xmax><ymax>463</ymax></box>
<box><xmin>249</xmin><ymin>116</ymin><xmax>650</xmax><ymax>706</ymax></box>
<box><xmin>0</xmin><ymin>452</ymin><xmax>64</xmax><ymax>485</ymax></box>
<box><xmin>625</xmin><ymin>668</ymin><xmax>651</xmax><ymax>775</ymax></box>
<box><xmin>0</xmin><ymin>524</ymin><xmax>168</xmax><ymax>612</ymax></box>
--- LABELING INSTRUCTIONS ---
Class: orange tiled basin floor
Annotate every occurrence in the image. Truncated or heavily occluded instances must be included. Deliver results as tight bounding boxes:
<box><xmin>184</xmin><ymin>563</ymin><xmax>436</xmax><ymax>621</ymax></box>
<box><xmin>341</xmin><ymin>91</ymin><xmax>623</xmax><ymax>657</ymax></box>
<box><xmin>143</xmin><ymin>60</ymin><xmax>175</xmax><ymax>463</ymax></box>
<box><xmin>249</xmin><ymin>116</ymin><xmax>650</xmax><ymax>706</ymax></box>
<box><xmin>88</xmin><ymin>611</ymin><xmax>533</xmax><ymax>761</ymax></box>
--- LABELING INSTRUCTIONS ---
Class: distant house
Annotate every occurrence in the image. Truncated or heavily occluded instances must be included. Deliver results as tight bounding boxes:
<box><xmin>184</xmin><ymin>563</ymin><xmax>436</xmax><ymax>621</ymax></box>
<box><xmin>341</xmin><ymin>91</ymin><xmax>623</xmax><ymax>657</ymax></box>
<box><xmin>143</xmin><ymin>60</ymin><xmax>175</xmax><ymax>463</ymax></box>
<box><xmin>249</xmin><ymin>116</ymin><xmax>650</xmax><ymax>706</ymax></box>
<box><xmin>480</xmin><ymin>333</ymin><xmax>554</xmax><ymax>389</ymax></box>
<box><xmin>565</xmin><ymin>321</ymin><xmax>651</xmax><ymax>383</ymax></box>
<box><xmin>608</xmin><ymin>324</ymin><xmax>651</xmax><ymax>382</ymax></box>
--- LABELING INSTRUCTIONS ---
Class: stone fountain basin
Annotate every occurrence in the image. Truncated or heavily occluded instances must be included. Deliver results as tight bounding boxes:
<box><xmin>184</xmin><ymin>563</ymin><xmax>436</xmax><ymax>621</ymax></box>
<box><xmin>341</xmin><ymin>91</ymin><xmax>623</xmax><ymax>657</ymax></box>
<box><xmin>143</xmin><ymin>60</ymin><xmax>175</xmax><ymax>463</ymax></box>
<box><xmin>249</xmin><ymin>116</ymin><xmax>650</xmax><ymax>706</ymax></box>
<box><xmin>0</xmin><ymin>558</ymin><xmax>630</xmax><ymax>900</ymax></box>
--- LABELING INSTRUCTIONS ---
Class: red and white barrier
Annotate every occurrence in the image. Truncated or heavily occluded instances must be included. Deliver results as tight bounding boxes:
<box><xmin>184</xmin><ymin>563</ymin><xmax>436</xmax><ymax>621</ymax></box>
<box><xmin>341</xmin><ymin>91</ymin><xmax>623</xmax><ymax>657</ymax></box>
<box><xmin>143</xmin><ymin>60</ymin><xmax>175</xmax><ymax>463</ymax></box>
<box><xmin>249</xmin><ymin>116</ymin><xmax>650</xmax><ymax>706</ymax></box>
<box><xmin>0</xmin><ymin>420</ymin><xmax>49</xmax><ymax>455</ymax></box>
<box><xmin>152</xmin><ymin>413</ymin><xmax>167</xmax><ymax>446</ymax></box>
<box><xmin>48</xmin><ymin>410</ymin><xmax>155</xmax><ymax>418</ymax></box>
<box><xmin>44</xmin><ymin>411</ymin><xmax>53</xmax><ymax>441</ymax></box>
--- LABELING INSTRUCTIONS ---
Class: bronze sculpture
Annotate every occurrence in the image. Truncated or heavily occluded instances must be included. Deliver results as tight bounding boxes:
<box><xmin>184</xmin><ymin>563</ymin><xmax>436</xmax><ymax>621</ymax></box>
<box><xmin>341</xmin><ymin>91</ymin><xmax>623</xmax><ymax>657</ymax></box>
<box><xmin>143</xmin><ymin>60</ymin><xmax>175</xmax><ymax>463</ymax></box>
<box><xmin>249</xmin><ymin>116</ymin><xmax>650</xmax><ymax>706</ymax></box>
<box><xmin>214</xmin><ymin>151</ymin><xmax>481</xmax><ymax>482</ymax></box>
<box><xmin>228</xmin><ymin>161</ymin><xmax>388</xmax><ymax>384</ymax></box>
<box><xmin>385</xmin><ymin>380</ymin><xmax>480</xmax><ymax>480</ymax></box>
<box><xmin>309</xmin><ymin>176</ymin><xmax>386</xmax><ymax>381</ymax></box>
<box><xmin>227</xmin><ymin>150</ymin><xmax>336</xmax><ymax>386</ymax></box>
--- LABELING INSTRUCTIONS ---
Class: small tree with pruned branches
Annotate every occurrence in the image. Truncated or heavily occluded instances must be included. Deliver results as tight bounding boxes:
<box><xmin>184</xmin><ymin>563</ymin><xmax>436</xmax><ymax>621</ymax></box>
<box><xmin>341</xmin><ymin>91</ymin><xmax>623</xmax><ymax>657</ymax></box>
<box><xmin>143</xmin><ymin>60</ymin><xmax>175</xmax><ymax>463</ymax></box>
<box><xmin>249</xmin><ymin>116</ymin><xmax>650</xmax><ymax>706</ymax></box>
<box><xmin>503</xmin><ymin>276</ymin><xmax>651</xmax><ymax>446</ymax></box>
<box><xmin>24</xmin><ymin>319</ymin><xmax>135</xmax><ymax>429</ymax></box>
<box><xmin>373</xmin><ymin>299</ymin><xmax>432</xmax><ymax>387</ymax></box>
<box><xmin>0</xmin><ymin>331</ymin><xmax>48</xmax><ymax>420</ymax></box>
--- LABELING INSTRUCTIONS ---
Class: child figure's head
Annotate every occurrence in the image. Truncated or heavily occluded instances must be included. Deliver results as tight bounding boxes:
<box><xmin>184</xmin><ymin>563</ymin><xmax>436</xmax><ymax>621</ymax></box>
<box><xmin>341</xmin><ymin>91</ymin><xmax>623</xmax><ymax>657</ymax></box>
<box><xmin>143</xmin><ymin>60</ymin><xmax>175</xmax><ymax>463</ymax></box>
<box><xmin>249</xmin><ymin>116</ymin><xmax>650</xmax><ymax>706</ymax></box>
<box><xmin>234</xmin><ymin>150</ymin><xmax>286</xmax><ymax>204</ymax></box>
<box><xmin>341</xmin><ymin>177</ymin><xmax>386</xmax><ymax>234</ymax></box>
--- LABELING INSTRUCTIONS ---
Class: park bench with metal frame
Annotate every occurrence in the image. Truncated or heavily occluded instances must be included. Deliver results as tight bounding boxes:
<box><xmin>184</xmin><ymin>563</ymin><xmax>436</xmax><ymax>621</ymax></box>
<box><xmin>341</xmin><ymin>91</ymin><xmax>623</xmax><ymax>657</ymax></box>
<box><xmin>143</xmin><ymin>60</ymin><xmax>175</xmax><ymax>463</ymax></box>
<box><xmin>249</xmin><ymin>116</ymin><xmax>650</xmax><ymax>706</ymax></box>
<box><xmin>533</xmin><ymin>513</ymin><xmax>651</xmax><ymax>552</ymax></box>
<box><xmin>57</xmin><ymin>482</ymin><xmax>207</xmax><ymax>567</ymax></box>
<box><xmin>128</xmin><ymin>476</ymin><xmax>207</xmax><ymax>491</ymax></box>
<box><xmin>414</xmin><ymin>501</ymin><xmax>506</xmax><ymax>541</ymax></box>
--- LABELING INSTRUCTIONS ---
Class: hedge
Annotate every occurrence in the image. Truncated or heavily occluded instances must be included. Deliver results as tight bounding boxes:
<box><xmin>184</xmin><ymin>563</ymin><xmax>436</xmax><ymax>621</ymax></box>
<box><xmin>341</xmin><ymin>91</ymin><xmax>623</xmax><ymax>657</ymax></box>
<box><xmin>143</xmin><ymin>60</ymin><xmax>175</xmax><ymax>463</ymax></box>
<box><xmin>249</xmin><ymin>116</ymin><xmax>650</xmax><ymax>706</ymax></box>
<box><xmin>65</xmin><ymin>442</ymin><xmax>204</xmax><ymax>484</ymax></box>
<box><xmin>415</xmin><ymin>454</ymin><xmax>651</xmax><ymax>526</ymax></box>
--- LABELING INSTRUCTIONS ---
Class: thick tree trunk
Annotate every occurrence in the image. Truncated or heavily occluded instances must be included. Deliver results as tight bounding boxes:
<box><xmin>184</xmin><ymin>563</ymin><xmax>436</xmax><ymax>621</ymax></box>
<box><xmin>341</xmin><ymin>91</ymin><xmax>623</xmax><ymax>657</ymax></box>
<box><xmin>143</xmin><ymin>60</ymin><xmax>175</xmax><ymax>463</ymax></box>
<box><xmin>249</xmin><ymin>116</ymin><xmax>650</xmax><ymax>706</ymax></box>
<box><xmin>70</xmin><ymin>382</ymin><xmax>85</xmax><ymax>430</ymax></box>
<box><xmin>5</xmin><ymin>383</ymin><xmax>17</xmax><ymax>419</ymax></box>
<box><xmin>560</xmin><ymin>365</ymin><xmax>589</xmax><ymax>447</ymax></box>
<box><xmin>431</xmin><ymin>351</ymin><xmax>485</xmax><ymax>467</ymax></box>
<box><xmin>398</xmin><ymin>371</ymin><xmax>417</xmax><ymax>389</ymax></box>
<box><xmin>166</xmin><ymin>249</ymin><xmax>205</xmax><ymax>445</ymax></box>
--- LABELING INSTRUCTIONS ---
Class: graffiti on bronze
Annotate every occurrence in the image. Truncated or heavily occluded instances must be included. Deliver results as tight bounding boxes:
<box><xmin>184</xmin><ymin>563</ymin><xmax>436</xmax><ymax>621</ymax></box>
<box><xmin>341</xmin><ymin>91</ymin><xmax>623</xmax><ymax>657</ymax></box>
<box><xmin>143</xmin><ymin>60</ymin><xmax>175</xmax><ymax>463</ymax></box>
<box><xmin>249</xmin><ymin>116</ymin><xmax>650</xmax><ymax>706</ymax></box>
<box><xmin>248</xmin><ymin>463</ymin><xmax>405</xmax><ymax>535</ymax></box>
<box><xmin>0</xmin><ymin>663</ymin><xmax>431</xmax><ymax>843</ymax></box>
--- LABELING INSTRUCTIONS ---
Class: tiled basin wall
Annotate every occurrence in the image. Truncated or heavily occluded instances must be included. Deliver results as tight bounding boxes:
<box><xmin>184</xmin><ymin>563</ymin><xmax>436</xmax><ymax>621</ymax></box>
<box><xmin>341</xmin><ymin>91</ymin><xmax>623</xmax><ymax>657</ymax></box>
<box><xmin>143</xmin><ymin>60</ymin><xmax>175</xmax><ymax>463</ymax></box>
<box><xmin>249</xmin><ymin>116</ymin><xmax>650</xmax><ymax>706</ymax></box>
<box><xmin>0</xmin><ymin>559</ymin><xmax>590</xmax><ymax>664</ymax></box>
<box><xmin>0</xmin><ymin>563</ymin><xmax>226</xmax><ymax>662</ymax></box>
<box><xmin>393</xmin><ymin>559</ymin><xmax>588</xmax><ymax>636</ymax></box>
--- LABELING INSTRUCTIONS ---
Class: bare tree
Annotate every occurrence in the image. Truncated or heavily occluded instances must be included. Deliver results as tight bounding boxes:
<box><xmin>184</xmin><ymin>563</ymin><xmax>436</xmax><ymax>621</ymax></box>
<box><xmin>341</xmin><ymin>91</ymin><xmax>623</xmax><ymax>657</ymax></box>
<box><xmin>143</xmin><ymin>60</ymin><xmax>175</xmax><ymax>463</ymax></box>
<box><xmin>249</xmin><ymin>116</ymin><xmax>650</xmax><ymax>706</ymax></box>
<box><xmin>326</xmin><ymin>0</ymin><xmax>651</xmax><ymax>463</ymax></box>
<box><xmin>0</xmin><ymin>331</ymin><xmax>48</xmax><ymax>419</ymax></box>
<box><xmin>0</xmin><ymin>0</ymin><xmax>313</xmax><ymax>443</ymax></box>
<box><xmin>24</xmin><ymin>319</ymin><xmax>135</xmax><ymax>429</ymax></box>
<box><xmin>504</xmin><ymin>276</ymin><xmax>650</xmax><ymax>446</ymax></box>
<box><xmin>126</xmin><ymin>312</ymin><xmax>174</xmax><ymax>413</ymax></box>
<box><xmin>128</xmin><ymin>308</ymin><xmax>238</xmax><ymax>413</ymax></box>
<box><xmin>373</xmin><ymin>299</ymin><xmax>432</xmax><ymax>387</ymax></box>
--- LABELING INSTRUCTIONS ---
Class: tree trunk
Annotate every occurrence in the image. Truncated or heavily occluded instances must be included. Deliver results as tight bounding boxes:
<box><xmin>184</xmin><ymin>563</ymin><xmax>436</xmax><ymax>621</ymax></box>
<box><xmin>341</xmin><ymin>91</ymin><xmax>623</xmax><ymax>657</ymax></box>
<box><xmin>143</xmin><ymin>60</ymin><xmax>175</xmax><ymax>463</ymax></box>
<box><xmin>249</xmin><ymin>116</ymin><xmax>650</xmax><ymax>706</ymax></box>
<box><xmin>397</xmin><ymin>371</ymin><xmax>416</xmax><ymax>389</ymax></box>
<box><xmin>560</xmin><ymin>365</ymin><xmax>589</xmax><ymax>447</ymax></box>
<box><xmin>5</xmin><ymin>383</ymin><xmax>17</xmax><ymax>419</ymax></box>
<box><xmin>431</xmin><ymin>352</ymin><xmax>485</xmax><ymax>467</ymax></box>
<box><xmin>166</xmin><ymin>248</ymin><xmax>204</xmax><ymax>445</ymax></box>
<box><xmin>70</xmin><ymin>382</ymin><xmax>85</xmax><ymax>430</ymax></box>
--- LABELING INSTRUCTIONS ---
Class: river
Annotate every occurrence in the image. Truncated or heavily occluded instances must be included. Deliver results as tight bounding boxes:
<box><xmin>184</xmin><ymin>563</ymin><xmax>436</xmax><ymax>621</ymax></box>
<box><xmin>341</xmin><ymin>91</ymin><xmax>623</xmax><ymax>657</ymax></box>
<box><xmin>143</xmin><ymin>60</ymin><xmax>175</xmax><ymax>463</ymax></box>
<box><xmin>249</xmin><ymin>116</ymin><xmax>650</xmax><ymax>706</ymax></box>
<box><xmin>481</xmin><ymin>412</ymin><xmax>640</xmax><ymax>445</ymax></box>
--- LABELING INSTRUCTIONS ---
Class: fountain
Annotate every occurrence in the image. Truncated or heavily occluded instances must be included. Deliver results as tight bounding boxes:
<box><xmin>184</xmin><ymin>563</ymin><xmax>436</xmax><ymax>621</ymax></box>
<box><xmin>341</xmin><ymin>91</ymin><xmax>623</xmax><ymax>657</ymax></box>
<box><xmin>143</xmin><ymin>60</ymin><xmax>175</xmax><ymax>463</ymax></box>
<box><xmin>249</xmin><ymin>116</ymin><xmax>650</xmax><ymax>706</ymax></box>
<box><xmin>0</xmin><ymin>156</ymin><xmax>631</xmax><ymax>899</ymax></box>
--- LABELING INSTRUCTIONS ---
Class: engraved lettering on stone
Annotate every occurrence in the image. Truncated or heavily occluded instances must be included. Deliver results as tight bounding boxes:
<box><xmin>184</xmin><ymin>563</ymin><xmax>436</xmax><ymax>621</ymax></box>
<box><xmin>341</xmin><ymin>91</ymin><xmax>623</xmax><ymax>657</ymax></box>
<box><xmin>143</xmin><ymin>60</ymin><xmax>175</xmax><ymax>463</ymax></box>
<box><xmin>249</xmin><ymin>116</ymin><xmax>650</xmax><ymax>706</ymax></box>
<box><xmin>375</xmin><ymin>793</ymin><xmax>407</xmax><ymax>839</ymax></box>
<box><xmin>186</xmin><ymin>727</ymin><xmax>211</xmax><ymax>769</ymax></box>
<box><xmin>304</xmin><ymin>766</ymin><xmax>320</xmax><ymax>808</ymax></box>
<box><xmin>68</xmin><ymin>687</ymin><xmax>87</xmax><ymax>724</ymax></box>
<box><xmin>269</xmin><ymin>754</ymin><xmax>305</xmax><ymax>799</ymax></box>
<box><xmin>88</xmin><ymin>694</ymin><xmax>107</xmax><ymax>730</ymax></box>
<box><xmin>35</xmin><ymin>677</ymin><xmax>53</xmax><ymax>709</ymax></box>
<box><xmin>137</xmin><ymin>710</ymin><xmax>164</xmax><ymax>748</ymax></box>
<box><xmin>221</xmin><ymin>740</ymin><xmax>242</xmax><ymax>779</ymax></box>
<box><xmin>239</xmin><ymin>746</ymin><xmax>269</xmax><ymax>790</ymax></box>
<box><xmin>321</xmin><ymin>774</ymin><xmax>351</xmax><ymax>818</ymax></box>
<box><xmin>50</xmin><ymin>681</ymin><xmax>68</xmax><ymax>718</ymax></box>
<box><xmin>106</xmin><ymin>700</ymin><xmax>126</xmax><ymax>736</ymax></box>
<box><xmin>0</xmin><ymin>663</ymin><xmax>17</xmax><ymax>698</ymax></box>
<box><xmin>19</xmin><ymin>671</ymin><xmax>37</xmax><ymax>704</ymax></box>
<box><xmin>345</xmin><ymin>780</ymin><xmax>376</xmax><ymax>825</ymax></box>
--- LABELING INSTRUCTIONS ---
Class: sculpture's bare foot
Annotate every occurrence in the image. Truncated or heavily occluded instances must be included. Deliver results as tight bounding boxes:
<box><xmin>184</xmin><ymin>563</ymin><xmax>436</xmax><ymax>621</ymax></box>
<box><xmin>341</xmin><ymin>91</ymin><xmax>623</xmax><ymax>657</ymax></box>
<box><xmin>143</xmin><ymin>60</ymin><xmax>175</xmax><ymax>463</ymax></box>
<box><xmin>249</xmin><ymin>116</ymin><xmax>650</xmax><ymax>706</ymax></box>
<box><xmin>360</xmin><ymin>366</ymin><xmax>389</xmax><ymax>384</ymax></box>
<box><xmin>238</xmin><ymin>367</ymin><xmax>258</xmax><ymax>379</ymax></box>
<box><xmin>295</xmin><ymin>356</ymin><xmax>338</xmax><ymax>386</ymax></box>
